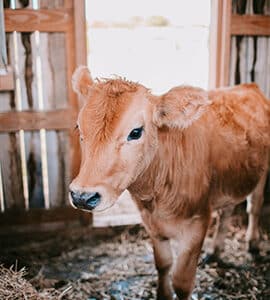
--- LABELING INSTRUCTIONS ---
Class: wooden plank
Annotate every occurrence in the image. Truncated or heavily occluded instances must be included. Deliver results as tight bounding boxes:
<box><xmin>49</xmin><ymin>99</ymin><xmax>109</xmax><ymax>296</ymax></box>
<box><xmin>231</xmin><ymin>14</ymin><xmax>270</xmax><ymax>36</ymax></box>
<box><xmin>208</xmin><ymin>0</ymin><xmax>232</xmax><ymax>88</ymax></box>
<box><xmin>239</xmin><ymin>0</ymin><xmax>254</xmax><ymax>84</ymax></box>
<box><xmin>47</xmin><ymin>34</ymin><xmax>68</xmax><ymax>109</ymax></box>
<box><xmin>0</xmin><ymin>66</ymin><xmax>14</xmax><ymax>91</ymax></box>
<box><xmin>47</xmin><ymin>32</ymin><xmax>69</xmax><ymax>207</ymax></box>
<box><xmin>0</xmin><ymin>206</ymin><xmax>91</xmax><ymax>226</ymax></box>
<box><xmin>209</xmin><ymin>0</ymin><xmax>222</xmax><ymax>88</ymax></box>
<box><xmin>65</xmin><ymin>0</ymin><xmax>90</xmax><ymax>225</ymax></box>
<box><xmin>229</xmin><ymin>0</ymin><xmax>247</xmax><ymax>85</ymax></box>
<box><xmin>4</xmin><ymin>8</ymin><xmax>73</xmax><ymax>32</ymax></box>
<box><xmin>0</xmin><ymin>31</ymin><xmax>25</xmax><ymax>210</ymax></box>
<box><xmin>0</xmin><ymin>109</ymin><xmax>76</xmax><ymax>132</ymax></box>
<box><xmin>23</xmin><ymin>131</ymin><xmax>45</xmax><ymax>208</ymax></box>
<box><xmin>229</xmin><ymin>36</ymin><xmax>237</xmax><ymax>85</ymax></box>
<box><xmin>74</xmin><ymin>0</ymin><xmax>87</xmax><ymax>67</ymax></box>
<box><xmin>219</xmin><ymin>0</ymin><xmax>232</xmax><ymax>87</ymax></box>
<box><xmin>0</xmin><ymin>34</ymin><xmax>16</xmax><ymax>210</ymax></box>
<box><xmin>0</xmin><ymin>132</ymin><xmax>25</xmax><ymax>210</ymax></box>
<box><xmin>12</xmin><ymin>1</ymin><xmax>44</xmax><ymax>209</ymax></box>
<box><xmin>40</xmin><ymin>0</ymin><xmax>70</xmax><ymax>208</ymax></box>
<box><xmin>254</xmin><ymin>1</ymin><xmax>270</xmax><ymax>97</ymax></box>
<box><xmin>39</xmin><ymin>0</ymin><xmax>70</xmax><ymax>207</ymax></box>
<box><xmin>65</xmin><ymin>0</ymin><xmax>82</xmax><ymax>180</ymax></box>
<box><xmin>45</xmin><ymin>131</ymin><xmax>70</xmax><ymax>207</ymax></box>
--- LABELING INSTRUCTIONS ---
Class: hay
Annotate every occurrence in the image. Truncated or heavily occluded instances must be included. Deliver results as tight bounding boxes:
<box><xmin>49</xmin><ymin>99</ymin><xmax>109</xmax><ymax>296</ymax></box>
<box><xmin>0</xmin><ymin>265</ymin><xmax>70</xmax><ymax>300</ymax></box>
<box><xmin>0</xmin><ymin>264</ymin><xmax>42</xmax><ymax>300</ymax></box>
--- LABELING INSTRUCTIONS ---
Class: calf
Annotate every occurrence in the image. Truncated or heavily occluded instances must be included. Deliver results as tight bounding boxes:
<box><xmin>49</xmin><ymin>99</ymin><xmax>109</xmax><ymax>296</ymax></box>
<box><xmin>69</xmin><ymin>66</ymin><xmax>270</xmax><ymax>300</ymax></box>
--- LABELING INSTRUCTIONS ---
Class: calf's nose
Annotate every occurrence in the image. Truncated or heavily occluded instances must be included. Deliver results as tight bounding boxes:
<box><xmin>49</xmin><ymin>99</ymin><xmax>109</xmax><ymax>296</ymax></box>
<box><xmin>70</xmin><ymin>190</ymin><xmax>101</xmax><ymax>210</ymax></box>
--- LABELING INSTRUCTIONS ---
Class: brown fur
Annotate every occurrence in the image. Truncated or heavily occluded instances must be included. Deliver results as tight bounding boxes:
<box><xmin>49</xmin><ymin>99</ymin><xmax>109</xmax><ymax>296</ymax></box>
<box><xmin>70</xmin><ymin>67</ymin><xmax>270</xmax><ymax>300</ymax></box>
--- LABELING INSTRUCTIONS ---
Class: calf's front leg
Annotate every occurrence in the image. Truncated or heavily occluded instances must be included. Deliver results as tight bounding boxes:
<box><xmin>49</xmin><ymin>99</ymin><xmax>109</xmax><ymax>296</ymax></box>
<box><xmin>152</xmin><ymin>237</ymin><xmax>174</xmax><ymax>300</ymax></box>
<box><xmin>173</xmin><ymin>217</ymin><xmax>209</xmax><ymax>300</ymax></box>
<box><xmin>140</xmin><ymin>208</ymin><xmax>174</xmax><ymax>299</ymax></box>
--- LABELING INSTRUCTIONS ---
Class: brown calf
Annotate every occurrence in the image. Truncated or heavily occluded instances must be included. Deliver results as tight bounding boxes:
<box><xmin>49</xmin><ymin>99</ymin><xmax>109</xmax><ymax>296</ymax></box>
<box><xmin>69</xmin><ymin>66</ymin><xmax>270</xmax><ymax>300</ymax></box>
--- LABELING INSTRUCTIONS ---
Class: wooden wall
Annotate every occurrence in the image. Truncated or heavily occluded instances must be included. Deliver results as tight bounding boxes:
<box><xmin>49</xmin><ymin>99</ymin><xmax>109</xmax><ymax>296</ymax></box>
<box><xmin>230</xmin><ymin>0</ymin><xmax>270</xmax><ymax>98</ymax></box>
<box><xmin>209</xmin><ymin>0</ymin><xmax>270</xmax><ymax>97</ymax></box>
<box><xmin>0</xmin><ymin>0</ymin><xmax>90</xmax><ymax>230</ymax></box>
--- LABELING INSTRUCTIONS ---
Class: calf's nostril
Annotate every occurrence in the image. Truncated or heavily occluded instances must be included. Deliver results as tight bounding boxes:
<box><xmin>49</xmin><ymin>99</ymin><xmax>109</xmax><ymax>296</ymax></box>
<box><xmin>70</xmin><ymin>190</ymin><xmax>101</xmax><ymax>210</ymax></box>
<box><xmin>86</xmin><ymin>192</ymin><xmax>101</xmax><ymax>209</ymax></box>
<box><xmin>70</xmin><ymin>191</ymin><xmax>78</xmax><ymax>201</ymax></box>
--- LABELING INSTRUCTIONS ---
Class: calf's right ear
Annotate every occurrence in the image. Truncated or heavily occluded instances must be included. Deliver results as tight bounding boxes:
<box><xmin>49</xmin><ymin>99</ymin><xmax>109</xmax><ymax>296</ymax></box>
<box><xmin>72</xmin><ymin>66</ymin><xmax>93</xmax><ymax>97</ymax></box>
<box><xmin>152</xmin><ymin>86</ymin><xmax>211</xmax><ymax>129</ymax></box>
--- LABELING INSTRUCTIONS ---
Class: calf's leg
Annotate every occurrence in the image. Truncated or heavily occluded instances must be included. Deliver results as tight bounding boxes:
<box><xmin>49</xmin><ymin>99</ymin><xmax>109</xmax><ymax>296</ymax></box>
<box><xmin>152</xmin><ymin>237</ymin><xmax>174</xmax><ymax>300</ymax></box>
<box><xmin>139</xmin><ymin>208</ymin><xmax>174</xmax><ymax>299</ymax></box>
<box><xmin>210</xmin><ymin>206</ymin><xmax>234</xmax><ymax>257</ymax></box>
<box><xmin>172</xmin><ymin>217</ymin><xmax>209</xmax><ymax>300</ymax></box>
<box><xmin>246</xmin><ymin>167</ymin><xmax>267</xmax><ymax>254</ymax></box>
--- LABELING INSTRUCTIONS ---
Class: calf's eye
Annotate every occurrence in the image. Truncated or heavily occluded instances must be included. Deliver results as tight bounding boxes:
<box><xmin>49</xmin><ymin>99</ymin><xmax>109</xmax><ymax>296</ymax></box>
<box><xmin>127</xmin><ymin>126</ymin><xmax>144</xmax><ymax>141</ymax></box>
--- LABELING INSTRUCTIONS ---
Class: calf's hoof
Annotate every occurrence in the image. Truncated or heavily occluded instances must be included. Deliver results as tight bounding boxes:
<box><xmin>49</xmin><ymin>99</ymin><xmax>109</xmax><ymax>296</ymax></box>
<box><xmin>247</xmin><ymin>240</ymin><xmax>260</xmax><ymax>256</ymax></box>
<box><xmin>173</xmin><ymin>286</ymin><xmax>190</xmax><ymax>300</ymax></box>
<box><xmin>157</xmin><ymin>288</ymin><xmax>174</xmax><ymax>300</ymax></box>
<box><xmin>199</xmin><ymin>252</ymin><xmax>219</xmax><ymax>266</ymax></box>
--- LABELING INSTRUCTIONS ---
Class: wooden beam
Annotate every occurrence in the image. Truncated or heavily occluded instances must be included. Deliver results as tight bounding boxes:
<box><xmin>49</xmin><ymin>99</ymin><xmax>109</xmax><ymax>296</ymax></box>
<box><xmin>0</xmin><ymin>109</ymin><xmax>77</xmax><ymax>132</ymax></box>
<box><xmin>65</xmin><ymin>0</ymin><xmax>84</xmax><ymax>181</ymax></box>
<box><xmin>5</xmin><ymin>8</ymin><xmax>73</xmax><ymax>32</ymax></box>
<box><xmin>65</xmin><ymin>0</ymin><xmax>88</xmax><ymax>226</ymax></box>
<box><xmin>231</xmin><ymin>14</ymin><xmax>270</xmax><ymax>36</ymax></box>
<box><xmin>0</xmin><ymin>206</ymin><xmax>92</xmax><ymax>226</ymax></box>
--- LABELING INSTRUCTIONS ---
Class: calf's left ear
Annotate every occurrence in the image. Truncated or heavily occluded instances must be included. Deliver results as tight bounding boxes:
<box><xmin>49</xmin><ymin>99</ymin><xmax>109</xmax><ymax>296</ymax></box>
<box><xmin>152</xmin><ymin>86</ymin><xmax>211</xmax><ymax>129</ymax></box>
<box><xmin>72</xmin><ymin>66</ymin><xmax>93</xmax><ymax>97</ymax></box>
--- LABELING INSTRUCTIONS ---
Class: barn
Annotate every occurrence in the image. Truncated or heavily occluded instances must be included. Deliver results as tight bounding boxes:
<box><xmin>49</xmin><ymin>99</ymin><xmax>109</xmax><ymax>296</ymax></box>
<box><xmin>0</xmin><ymin>0</ymin><xmax>270</xmax><ymax>299</ymax></box>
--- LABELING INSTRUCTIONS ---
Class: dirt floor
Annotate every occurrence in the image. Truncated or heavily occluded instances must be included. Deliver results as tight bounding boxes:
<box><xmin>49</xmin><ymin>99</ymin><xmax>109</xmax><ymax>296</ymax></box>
<box><xmin>0</xmin><ymin>212</ymin><xmax>270</xmax><ymax>300</ymax></box>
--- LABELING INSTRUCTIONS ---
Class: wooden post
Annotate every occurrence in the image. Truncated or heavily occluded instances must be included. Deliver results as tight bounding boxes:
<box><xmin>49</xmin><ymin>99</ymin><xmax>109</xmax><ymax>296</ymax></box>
<box><xmin>65</xmin><ymin>0</ymin><xmax>91</xmax><ymax>225</ymax></box>
<box><xmin>209</xmin><ymin>0</ymin><xmax>232</xmax><ymax>88</ymax></box>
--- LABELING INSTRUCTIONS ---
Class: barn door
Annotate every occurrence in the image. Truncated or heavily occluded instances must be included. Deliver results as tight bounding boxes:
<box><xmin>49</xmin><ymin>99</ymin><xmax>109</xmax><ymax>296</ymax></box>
<box><xmin>0</xmin><ymin>0</ymin><xmax>90</xmax><ymax>230</ymax></box>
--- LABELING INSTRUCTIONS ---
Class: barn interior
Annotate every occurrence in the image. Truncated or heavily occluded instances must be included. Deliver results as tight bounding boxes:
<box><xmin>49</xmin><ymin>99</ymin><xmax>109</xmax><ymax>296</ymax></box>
<box><xmin>0</xmin><ymin>0</ymin><xmax>270</xmax><ymax>299</ymax></box>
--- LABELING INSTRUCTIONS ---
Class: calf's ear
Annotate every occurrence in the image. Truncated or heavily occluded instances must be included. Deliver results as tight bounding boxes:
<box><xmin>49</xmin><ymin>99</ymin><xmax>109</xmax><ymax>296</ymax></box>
<box><xmin>72</xmin><ymin>66</ymin><xmax>93</xmax><ymax>97</ymax></box>
<box><xmin>152</xmin><ymin>86</ymin><xmax>211</xmax><ymax>129</ymax></box>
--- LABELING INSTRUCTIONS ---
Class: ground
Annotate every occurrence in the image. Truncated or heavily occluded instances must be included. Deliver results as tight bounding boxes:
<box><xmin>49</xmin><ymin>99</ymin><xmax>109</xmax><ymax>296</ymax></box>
<box><xmin>0</xmin><ymin>212</ymin><xmax>270</xmax><ymax>300</ymax></box>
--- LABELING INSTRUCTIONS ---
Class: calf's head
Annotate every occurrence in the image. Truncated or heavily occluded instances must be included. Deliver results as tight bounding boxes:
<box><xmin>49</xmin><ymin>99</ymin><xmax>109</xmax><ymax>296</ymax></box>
<box><xmin>69</xmin><ymin>66</ymin><xmax>210</xmax><ymax>212</ymax></box>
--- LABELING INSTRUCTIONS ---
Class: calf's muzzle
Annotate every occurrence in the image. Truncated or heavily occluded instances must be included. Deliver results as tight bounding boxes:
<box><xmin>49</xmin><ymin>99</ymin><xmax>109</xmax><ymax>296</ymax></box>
<box><xmin>70</xmin><ymin>190</ymin><xmax>101</xmax><ymax>210</ymax></box>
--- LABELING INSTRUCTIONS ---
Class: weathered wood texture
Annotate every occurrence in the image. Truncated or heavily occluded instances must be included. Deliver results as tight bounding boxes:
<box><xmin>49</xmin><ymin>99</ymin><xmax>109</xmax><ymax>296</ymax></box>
<box><xmin>210</xmin><ymin>0</ymin><xmax>270</xmax><ymax>89</ymax></box>
<box><xmin>0</xmin><ymin>0</ymin><xmax>89</xmax><ymax>227</ymax></box>
<box><xmin>231</xmin><ymin>14</ymin><xmax>270</xmax><ymax>35</ymax></box>
<box><xmin>0</xmin><ymin>109</ymin><xmax>75</xmax><ymax>132</ymax></box>
<box><xmin>230</xmin><ymin>0</ymin><xmax>270</xmax><ymax>98</ymax></box>
<box><xmin>4</xmin><ymin>8</ymin><xmax>73</xmax><ymax>32</ymax></box>
<box><xmin>0</xmin><ymin>31</ymin><xmax>25</xmax><ymax>211</ymax></box>
<box><xmin>209</xmin><ymin>0</ymin><xmax>232</xmax><ymax>88</ymax></box>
